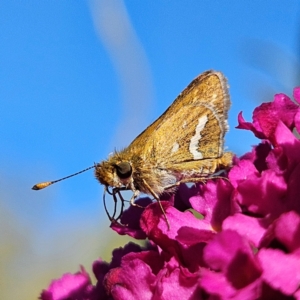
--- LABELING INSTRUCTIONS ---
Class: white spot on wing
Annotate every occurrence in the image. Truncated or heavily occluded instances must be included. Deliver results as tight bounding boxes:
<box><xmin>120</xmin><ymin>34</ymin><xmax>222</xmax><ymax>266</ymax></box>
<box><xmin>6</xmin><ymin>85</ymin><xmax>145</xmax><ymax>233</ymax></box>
<box><xmin>189</xmin><ymin>115</ymin><xmax>208</xmax><ymax>159</ymax></box>
<box><xmin>200</xmin><ymin>103</ymin><xmax>224</xmax><ymax>156</ymax></box>
<box><xmin>171</xmin><ymin>142</ymin><xmax>179</xmax><ymax>153</ymax></box>
<box><xmin>182</xmin><ymin>121</ymin><xmax>187</xmax><ymax>129</ymax></box>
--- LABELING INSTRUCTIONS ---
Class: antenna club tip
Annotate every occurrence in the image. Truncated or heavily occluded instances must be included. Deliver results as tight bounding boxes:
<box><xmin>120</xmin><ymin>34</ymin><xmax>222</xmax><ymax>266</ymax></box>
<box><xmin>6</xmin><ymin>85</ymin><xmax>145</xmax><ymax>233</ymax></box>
<box><xmin>32</xmin><ymin>181</ymin><xmax>52</xmax><ymax>190</ymax></box>
<box><xmin>32</xmin><ymin>165</ymin><xmax>94</xmax><ymax>190</ymax></box>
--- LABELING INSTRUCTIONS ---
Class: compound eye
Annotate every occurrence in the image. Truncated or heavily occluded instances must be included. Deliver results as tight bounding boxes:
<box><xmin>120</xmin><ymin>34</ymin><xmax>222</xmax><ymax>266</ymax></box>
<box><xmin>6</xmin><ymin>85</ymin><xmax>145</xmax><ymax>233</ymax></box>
<box><xmin>115</xmin><ymin>162</ymin><xmax>132</xmax><ymax>179</ymax></box>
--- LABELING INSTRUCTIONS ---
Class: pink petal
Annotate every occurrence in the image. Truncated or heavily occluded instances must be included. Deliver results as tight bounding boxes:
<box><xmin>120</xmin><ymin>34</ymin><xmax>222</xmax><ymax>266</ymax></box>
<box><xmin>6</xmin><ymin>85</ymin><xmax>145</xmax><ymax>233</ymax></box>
<box><xmin>40</xmin><ymin>267</ymin><xmax>92</xmax><ymax>300</ymax></box>
<box><xmin>229</xmin><ymin>159</ymin><xmax>259</xmax><ymax>189</ymax></box>
<box><xmin>274</xmin><ymin>211</ymin><xmax>300</xmax><ymax>252</ymax></box>
<box><xmin>189</xmin><ymin>180</ymin><xmax>233</xmax><ymax>230</ymax></box>
<box><xmin>236</xmin><ymin>92</ymin><xmax>300</xmax><ymax>143</ymax></box>
<box><xmin>111</xmin><ymin>221</ymin><xmax>146</xmax><ymax>239</ymax></box>
<box><xmin>260</xmin><ymin>211</ymin><xmax>300</xmax><ymax>253</ymax></box>
<box><xmin>201</xmin><ymin>270</ymin><xmax>263</xmax><ymax>299</ymax></box>
<box><xmin>234</xmin><ymin>169</ymin><xmax>287</xmax><ymax>218</ymax></box>
<box><xmin>140</xmin><ymin>202</ymin><xmax>212</xmax><ymax>246</ymax></box>
<box><xmin>293</xmin><ymin>87</ymin><xmax>300</xmax><ymax>104</ymax></box>
<box><xmin>254</xmin><ymin>93</ymin><xmax>299</xmax><ymax>142</ymax></box>
<box><xmin>286</xmin><ymin>164</ymin><xmax>300</xmax><ymax>215</ymax></box>
<box><xmin>110</xmin><ymin>197</ymin><xmax>151</xmax><ymax>239</ymax></box>
<box><xmin>273</xmin><ymin>120</ymin><xmax>300</xmax><ymax>164</ymax></box>
<box><xmin>140</xmin><ymin>202</ymin><xmax>216</xmax><ymax>272</ymax></box>
<box><xmin>106</xmin><ymin>259</ymin><xmax>156</xmax><ymax>300</ymax></box>
<box><xmin>222</xmin><ymin>214</ymin><xmax>269</xmax><ymax>247</ymax></box>
<box><xmin>240</xmin><ymin>142</ymin><xmax>272</xmax><ymax>172</ymax></box>
<box><xmin>121</xmin><ymin>250</ymin><xmax>164</xmax><ymax>275</ymax></box>
<box><xmin>295</xmin><ymin>110</ymin><xmax>300</xmax><ymax>136</ymax></box>
<box><xmin>154</xmin><ymin>268</ymin><xmax>202</xmax><ymax>300</ymax></box>
<box><xmin>203</xmin><ymin>230</ymin><xmax>261</xmax><ymax>287</ymax></box>
<box><xmin>258</xmin><ymin>248</ymin><xmax>300</xmax><ymax>295</ymax></box>
<box><xmin>200</xmin><ymin>269</ymin><xmax>236</xmax><ymax>298</ymax></box>
<box><xmin>236</xmin><ymin>111</ymin><xmax>265</xmax><ymax>139</ymax></box>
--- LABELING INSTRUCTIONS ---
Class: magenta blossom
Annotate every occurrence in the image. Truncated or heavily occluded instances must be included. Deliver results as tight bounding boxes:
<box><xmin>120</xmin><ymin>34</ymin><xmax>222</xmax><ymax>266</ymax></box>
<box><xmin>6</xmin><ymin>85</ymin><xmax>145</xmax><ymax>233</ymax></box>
<box><xmin>40</xmin><ymin>87</ymin><xmax>300</xmax><ymax>300</ymax></box>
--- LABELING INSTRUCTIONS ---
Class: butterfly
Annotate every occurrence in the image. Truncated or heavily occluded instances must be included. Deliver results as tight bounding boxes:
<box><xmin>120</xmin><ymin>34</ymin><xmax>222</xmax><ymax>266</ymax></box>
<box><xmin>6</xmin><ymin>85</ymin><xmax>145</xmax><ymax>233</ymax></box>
<box><xmin>33</xmin><ymin>70</ymin><xmax>232</xmax><ymax>228</ymax></box>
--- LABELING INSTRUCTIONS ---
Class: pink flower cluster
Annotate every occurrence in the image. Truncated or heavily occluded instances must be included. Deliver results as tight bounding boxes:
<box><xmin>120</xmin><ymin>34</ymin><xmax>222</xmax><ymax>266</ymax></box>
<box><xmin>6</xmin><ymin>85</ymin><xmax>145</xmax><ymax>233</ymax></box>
<box><xmin>40</xmin><ymin>88</ymin><xmax>300</xmax><ymax>300</ymax></box>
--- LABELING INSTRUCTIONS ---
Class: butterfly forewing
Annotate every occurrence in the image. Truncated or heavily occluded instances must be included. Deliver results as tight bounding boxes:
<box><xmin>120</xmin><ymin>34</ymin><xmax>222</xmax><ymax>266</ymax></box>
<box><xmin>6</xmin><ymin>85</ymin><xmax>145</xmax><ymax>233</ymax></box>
<box><xmin>127</xmin><ymin>71</ymin><xmax>230</xmax><ymax>167</ymax></box>
<box><xmin>147</xmin><ymin>104</ymin><xmax>223</xmax><ymax>165</ymax></box>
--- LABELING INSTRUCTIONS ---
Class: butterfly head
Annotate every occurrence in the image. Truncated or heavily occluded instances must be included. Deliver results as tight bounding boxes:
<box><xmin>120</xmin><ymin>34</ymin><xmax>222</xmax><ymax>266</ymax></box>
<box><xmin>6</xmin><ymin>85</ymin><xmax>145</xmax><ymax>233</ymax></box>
<box><xmin>95</xmin><ymin>160</ymin><xmax>133</xmax><ymax>189</ymax></box>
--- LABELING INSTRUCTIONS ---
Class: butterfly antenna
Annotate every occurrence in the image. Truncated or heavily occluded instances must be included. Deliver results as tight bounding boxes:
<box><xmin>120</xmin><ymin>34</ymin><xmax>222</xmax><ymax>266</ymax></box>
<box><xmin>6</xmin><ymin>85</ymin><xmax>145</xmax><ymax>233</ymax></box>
<box><xmin>32</xmin><ymin>165</ymin><xmax>96</xmax><ymax>190</ymax></box>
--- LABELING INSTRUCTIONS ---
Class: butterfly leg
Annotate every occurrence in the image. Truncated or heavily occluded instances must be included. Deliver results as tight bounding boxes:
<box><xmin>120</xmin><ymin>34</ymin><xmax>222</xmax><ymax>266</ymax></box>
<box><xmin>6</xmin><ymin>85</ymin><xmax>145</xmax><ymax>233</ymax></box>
<box><xmin>129</xmin><ymin>189</ymin><xmax>144</xmax><ymax>208</ymax></box>
<box><xmin>104</xmin><ymin>187</ymin><xmax>128</xmax><ymax>223</ymax></box>
<box><xmin>163</xmin><ymin>177</ymin><xmax>207</xmax><ymax>191</ymax></box>
<box><xmin>142</xmin><ymin>179</ymin><xmax>170</xmax><ymax>230</ymax></box>
<box><xmin>103</xmin><ymin>186</ymin><xmax>114</xmax><ymax>222</ymax></box>
<box><xmin>115</xmin><ymin>190</ymin><xmax>126</xmax><ymax>221</ymax></box>
<box><xmin>163</xmin><ymin>176</ymin><xmax>228</xmax><ymax>192</ymax></box>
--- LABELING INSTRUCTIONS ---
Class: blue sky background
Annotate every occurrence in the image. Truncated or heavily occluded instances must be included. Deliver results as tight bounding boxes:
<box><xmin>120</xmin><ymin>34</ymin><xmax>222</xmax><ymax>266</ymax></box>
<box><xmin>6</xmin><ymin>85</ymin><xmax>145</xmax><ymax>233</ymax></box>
<box><xmin>1</xmin><ymin>1</ymin><xmax>300</xmax><ymax>298</ymax></box>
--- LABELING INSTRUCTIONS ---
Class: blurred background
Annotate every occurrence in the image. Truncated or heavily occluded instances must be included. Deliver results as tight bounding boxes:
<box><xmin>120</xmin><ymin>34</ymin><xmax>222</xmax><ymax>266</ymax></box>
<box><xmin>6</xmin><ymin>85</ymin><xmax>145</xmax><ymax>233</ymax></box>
<box><xmin>1</xmin><ymin>1</ymin><xmax>300</xmax><ymax>299</ymax></box>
